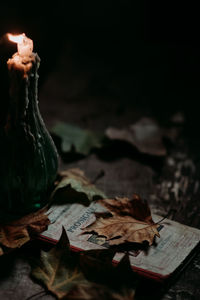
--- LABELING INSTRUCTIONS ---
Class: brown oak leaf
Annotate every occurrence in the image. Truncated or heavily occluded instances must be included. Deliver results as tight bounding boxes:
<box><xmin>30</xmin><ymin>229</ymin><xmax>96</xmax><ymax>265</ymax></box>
<box><xmin>83</xmin><ymin>194</ymin><xmax>160</xmax><ymax>245</ymax></box>
<box><xmin>0</xmin><ymin>207</ymin><xmax>50</xmax><ymax>255</ymax></box>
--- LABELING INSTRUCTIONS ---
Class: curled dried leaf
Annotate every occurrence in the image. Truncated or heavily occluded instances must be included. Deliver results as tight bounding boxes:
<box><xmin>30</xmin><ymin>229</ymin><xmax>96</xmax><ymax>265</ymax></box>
<box><xmin>52</xmin><ymin>168</ymin><xmax>106</xmax><ymax>205</ymax></box>
<box><xmin>0</xmin><ymin>207</ymin><xmax>50</xmax><ymax>255</ymax></box>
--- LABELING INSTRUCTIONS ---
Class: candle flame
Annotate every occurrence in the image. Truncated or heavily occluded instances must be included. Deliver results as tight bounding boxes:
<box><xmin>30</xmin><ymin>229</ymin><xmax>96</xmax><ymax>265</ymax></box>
<box><xmin>7</xmin><ymin>33</ymin><xmax>33</xmax><ymax>57</ymax></box>
<box><xmin>7</xmin><ymin>33</ymin><xmax>25</xmax><ymax>44</ymax></box>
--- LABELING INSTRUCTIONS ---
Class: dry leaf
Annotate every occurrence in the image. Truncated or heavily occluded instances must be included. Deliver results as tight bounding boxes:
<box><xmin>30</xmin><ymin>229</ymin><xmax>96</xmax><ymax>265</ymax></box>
<box><xmin>83</xmin><ymin>194</ymin><xmax>160</xmax><ymax>245</ymax></box>
<box><xmin>31</xmin><ymin>229</ymin><xmax>137</xmax><ymax>299</ymax></box>
<box><xmin>80</xmin><ymin>249</ymin><xmax>116</xmax><ymax>285</ymax></box>
<box><xmin>68</xmin><ymin>252</ymin><xmax>136</xmax><ymax>299</ymax></box>
<box><xmin>51</xmin><ymin>122</ymin><xmax>103</xmax><ymax>156</ymax></box>
<box><xmin>0</xmin><ymin>207</ymin><xmax>50</xmax><ymax>254</ymax></box>
<box><xmin>106</xmin><ymin>117</ymin><xmax>166</xmax><ymax>156</ymax></box>
<box><xmin>111</xmin><ymin>289</ymin><xmax>135</xmax><ymax>300</ymax></box>
<box><xmin>67</xmin><ymin>284</ymin><xmax>135</xmax><ymax>300</ymax></box>
<box><xmin>31</xmin><ymin>227</ymin><xmax>89</xmax><ymax>299</ymax></box>
<box><xmin>80</xmin><ymin>250</ymin><xmax>137</xmax><ymax>288</ymax></box>
<box><xmin>52</xmin><ymin>168</ymin><xmax>106</xmax><ymax>205</ymax></box>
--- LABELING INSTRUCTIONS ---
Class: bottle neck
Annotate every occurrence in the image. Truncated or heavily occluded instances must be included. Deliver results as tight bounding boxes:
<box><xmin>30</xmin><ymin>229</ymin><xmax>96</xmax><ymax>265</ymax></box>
<box><xmin>6</xmin><ymin>53</ymin><xmax>41</xmax><ymax>130</ymax></box>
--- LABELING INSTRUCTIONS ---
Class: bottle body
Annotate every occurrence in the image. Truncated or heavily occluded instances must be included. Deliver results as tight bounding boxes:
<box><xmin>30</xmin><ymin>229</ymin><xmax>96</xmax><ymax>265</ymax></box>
<box><xmin>0</xmin><ymin>53</ymin><xmax>58</xmax><ymax>220</ymax></box>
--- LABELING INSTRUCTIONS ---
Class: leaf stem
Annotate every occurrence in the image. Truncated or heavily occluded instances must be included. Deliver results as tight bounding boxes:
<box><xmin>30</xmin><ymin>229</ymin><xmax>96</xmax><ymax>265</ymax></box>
<box><xmin>155</xmin><ymin>209</ymin><xmax>177</xmax><ymax>224</ymax></box>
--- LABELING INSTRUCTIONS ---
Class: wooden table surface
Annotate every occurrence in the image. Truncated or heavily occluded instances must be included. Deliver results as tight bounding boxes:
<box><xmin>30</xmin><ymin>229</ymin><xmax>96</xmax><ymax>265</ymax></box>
<box><xmin>0</xmin><ymin>40</ymin><xmax>200</xmax><ymax>300</ymax></box>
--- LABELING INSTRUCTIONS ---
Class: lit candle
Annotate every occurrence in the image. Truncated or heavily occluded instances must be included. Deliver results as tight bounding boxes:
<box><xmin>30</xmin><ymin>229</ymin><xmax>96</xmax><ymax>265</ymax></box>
<box><xmin>7</xmin><ymin>33</ymin><xmax>33</xmax><ymax>57</ymax></box>
<box><xmin>0</xmin><ymin>33</ymin><xmax>58</xmax><ymax>220</ymax></box>
<box><xmin>7</xmin><ymin>33</ymin><xmax>35</xmax><ymax>75</ymax></box>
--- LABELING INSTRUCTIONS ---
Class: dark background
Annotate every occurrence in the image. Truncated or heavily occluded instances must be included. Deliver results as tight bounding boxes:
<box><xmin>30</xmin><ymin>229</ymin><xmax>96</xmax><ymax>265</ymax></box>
<box><xmin>1</xmin><ymin>1</ymin><xmax>200</xmax><ymax>129</ymax></box>
<box><xmin>1</xmin><ymin>2</ymin><xmax>200</xmax><ymax>300</ymax></box>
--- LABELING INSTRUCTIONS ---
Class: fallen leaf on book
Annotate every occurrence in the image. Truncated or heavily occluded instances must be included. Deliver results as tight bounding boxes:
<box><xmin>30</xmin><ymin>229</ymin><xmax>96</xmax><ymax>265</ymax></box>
<box><xmin>52</xmin><ymin>168</ymin><xmax>106</xmax><ymax>205</ymax></box>
<box><xmin>0</xmin><ymin>207</ymin><xmax>50</xmax><ymax>255</ymax></box>
<box><xmin>31</xmin><ymin>227</ymin><xmax>89</xmax><ymax>299</ymax></box>
<box><xmin>83</xmin><ymin>194</ymin><xmax>160</xmax><ymax>245</ymax></box>
<box><xmin>105</xmin><ymin>117</ymin><xmax>167</xmax><ymax>156</ymax></box>
<box><xmin>51</xmin><ymin>122</ymin><xmax>103</xmax><ymax>156</ymax></box>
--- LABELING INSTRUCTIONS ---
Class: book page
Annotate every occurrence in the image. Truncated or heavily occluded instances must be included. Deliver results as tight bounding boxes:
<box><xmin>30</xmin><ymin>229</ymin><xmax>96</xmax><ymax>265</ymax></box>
<box><xmin>40</xmin><ymin>202</ymin><xmax>200</xmax><ymax>278</ymax></box>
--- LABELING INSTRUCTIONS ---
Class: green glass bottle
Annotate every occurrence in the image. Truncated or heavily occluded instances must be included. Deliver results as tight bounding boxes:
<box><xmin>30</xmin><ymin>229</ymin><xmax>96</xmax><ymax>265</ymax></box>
<box><xmin>0</xmin><ymin>51</ymin><xmax>58</xmax><ymax>221</ymax></box>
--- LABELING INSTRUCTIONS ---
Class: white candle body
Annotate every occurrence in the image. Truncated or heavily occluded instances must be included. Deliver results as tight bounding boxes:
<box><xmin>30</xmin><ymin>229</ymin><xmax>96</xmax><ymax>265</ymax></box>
<box><xmin>18</xmin><ymin>37</ymin><xmax>33</xmax><ymax>57</ymax></box>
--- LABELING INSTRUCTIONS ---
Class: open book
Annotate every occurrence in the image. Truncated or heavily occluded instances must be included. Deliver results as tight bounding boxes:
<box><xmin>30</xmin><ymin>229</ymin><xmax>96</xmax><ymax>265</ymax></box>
<box><xmin>39</xmin><ymin>201</ymin><xmax>200</xmax><ymax>282</ymax></box>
